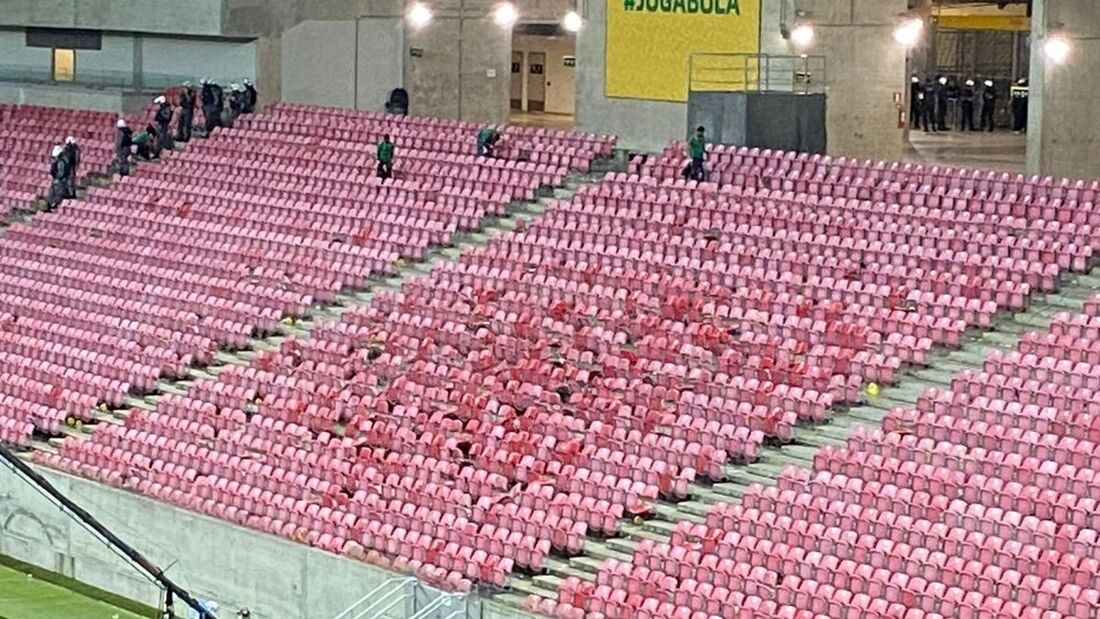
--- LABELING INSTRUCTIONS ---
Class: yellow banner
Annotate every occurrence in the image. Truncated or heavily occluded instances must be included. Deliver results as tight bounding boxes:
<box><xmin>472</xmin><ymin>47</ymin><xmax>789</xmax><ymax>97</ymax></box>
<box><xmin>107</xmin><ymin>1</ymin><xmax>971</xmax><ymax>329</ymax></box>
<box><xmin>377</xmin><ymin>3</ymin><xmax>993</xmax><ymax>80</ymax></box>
<box><xmin>606</xmin><ymin>0</ymin><xmax>760</xmax><ymax>102</ymax></box>
<box><xmin>937</xmin><ymin>15</ymin><xmax>1030</xmax><ymax>32</ymax></box>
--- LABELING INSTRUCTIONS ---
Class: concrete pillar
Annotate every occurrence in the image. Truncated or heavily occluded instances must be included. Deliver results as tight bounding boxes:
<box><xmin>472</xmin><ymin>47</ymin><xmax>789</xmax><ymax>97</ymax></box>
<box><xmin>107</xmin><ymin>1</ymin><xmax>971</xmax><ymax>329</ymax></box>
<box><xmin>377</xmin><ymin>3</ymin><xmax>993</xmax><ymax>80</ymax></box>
<box><xmin>405</xmin><ymin>0</ymin><xmax>511</xmax><ymax>123</ymax></box>
<box><xmin>256</xmin><ymin>36</ymin><xmax>283</xmax><ymax>109</ymax></box>
<box><xmin>798</xmin><ymin>0</ymin><xmax>908</xmax><ymax>160</ymax></box>
<box><xmin>1026</xmin><ymin>0</ymin><xmax>1100</xmax><ymax>179</ymax></box>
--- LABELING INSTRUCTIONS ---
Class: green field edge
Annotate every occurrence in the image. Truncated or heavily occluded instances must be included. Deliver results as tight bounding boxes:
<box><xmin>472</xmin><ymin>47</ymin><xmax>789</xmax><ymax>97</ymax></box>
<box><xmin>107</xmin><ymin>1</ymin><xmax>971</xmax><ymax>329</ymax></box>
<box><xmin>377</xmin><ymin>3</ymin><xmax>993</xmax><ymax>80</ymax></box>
<box><xmin>0</xmin><ymin>553</ymin><xmax>159</xmax><ymax>618</ymax></box>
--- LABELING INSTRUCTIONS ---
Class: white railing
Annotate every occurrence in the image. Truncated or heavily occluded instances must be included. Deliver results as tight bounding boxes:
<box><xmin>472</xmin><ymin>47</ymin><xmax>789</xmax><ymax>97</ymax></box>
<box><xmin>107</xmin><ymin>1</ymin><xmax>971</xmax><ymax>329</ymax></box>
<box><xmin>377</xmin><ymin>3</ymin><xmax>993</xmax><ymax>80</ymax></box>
<box><xmin>332</xmin><ymin>577</ymin><xmax>471</xmax><ymax>619</ymax></box>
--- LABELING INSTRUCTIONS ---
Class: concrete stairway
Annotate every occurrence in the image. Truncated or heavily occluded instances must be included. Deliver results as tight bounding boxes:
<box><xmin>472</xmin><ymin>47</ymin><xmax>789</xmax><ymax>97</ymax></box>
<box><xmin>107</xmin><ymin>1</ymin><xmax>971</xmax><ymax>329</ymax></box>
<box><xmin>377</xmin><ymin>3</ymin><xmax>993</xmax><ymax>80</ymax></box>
<box><xmin>497</xmin><ymin>267</ymin><xmax>1100</xmax><ymax>611</ymax></box>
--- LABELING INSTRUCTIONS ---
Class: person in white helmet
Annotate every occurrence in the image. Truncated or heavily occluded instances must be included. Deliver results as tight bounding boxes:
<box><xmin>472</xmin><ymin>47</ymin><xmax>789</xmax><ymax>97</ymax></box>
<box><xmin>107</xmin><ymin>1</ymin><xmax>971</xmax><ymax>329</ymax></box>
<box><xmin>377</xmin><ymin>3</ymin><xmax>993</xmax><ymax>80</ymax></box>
<box><xmin>114</xmin><ymin>118</ymin><xmax>133</xmax><ymax>176</ymax></box>
<box><xmin>177</xmin><ymin>81</ymin><xmax>196</xmax><ymax>142</ymax></box>
<box><xmin>60</xmin><ymin>136</ymin><xmax>80</xmax><ymax>198</ymax></box>
<box><xmin>153</xmin><ymin>95</ymin><xmax>174</xmax><ymax>153</ymax></box>
<box><xmin>960</xmin><ymin>79</ymin><xmax>977</xmax><ymax>132</ymax></box>
<box><xmin>47</xmin><ymin>145</ymin><xmax>69</xmax><ymax>209</ymax></box>
<box><xmin>980</xmin><ymin>79</ymin><xmax>997</xmax><ymax>132</ymax></box>
<box><xmin>241</xmin><ymin>78</ymin><xmax>257</xmax><ymax>114</ymax></box>
<box><xmin>200</xmin><ymin>78</ymin><xmax>223</xmax><ymax>135</ymax></box>
<box><xmin>225</xmin><ymin>83</ymin><xmax>243</xmax><ymax>128</ymax></box>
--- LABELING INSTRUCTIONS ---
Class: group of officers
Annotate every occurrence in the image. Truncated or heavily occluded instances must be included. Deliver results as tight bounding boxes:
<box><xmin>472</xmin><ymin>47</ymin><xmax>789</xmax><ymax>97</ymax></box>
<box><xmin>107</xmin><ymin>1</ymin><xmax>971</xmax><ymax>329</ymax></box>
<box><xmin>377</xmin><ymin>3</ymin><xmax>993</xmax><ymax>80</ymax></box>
<box><xmin>48</xmin><ymin>78</ymin><xmax>258</xmax><ymax>208</ymax></box>
<box><xmin>910</xmin><ymin>75</ymin><xmax>1029</xmax><ymax>134</ymax></box>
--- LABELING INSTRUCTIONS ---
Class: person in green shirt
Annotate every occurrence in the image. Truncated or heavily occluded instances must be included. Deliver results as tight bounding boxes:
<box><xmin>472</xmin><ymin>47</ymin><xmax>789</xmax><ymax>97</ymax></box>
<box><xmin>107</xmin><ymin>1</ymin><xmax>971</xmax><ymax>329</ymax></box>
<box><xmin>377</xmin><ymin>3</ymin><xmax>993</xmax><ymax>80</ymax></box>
<box><xmin>477</xmin><ymin>126</ymin><xmax>499</xmax><ymax>157</ymax></box>
<box><xmin>686</xmin><ymin>125</ymin><xmax>707</xmax><ymax>182</ymax></box>
<box><xmin>133</xmin><ymin>124</ymin><xmax>158</xmax><ymax>161</ymax></box>
<box><xmin>376</xmin><ymin>134</ymin><xmax>395</xmax><ymax>179</ymax></box>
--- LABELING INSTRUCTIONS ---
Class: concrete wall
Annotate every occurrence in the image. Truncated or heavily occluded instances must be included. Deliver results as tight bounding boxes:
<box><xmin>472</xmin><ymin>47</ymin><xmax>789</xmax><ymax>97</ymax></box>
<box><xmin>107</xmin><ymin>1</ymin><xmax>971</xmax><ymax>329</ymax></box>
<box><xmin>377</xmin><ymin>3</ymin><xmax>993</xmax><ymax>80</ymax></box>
<box><xmin>1025</xmin><ymin>0</ymin><xmax>1100</xmax><ymax>180</ymax></box>
<box><xmin>0</xmin><ymin>464</ymin><xmax>533</xmax><ymax>619</ymax></box>
<box><xmin>76</xmin><ymin>36</ymin><xmax>136</xmax><ymax>78</ymax></box>
<box><xmin>513</xmin><ymin>34</ymin><xmax>576</xmax><ymax>115</ymax></box>
<box><xmin>0</xmin><ymin>0</ymin><xmax>225</xmax><ymax>37</ymax></box>
<box><xmin>797</xmin><ymin>0</ymin><xmax>908</xmax><ymax>161</ymax></box>
<box><xmin>357</xmin><ymin>19</ymin><xmax>405</xmax><ymax>113</ymax></box>
<box><xmin>281</xmin><ymin>20</ymin><xmax>358</xmax><ymax>108</ymax></box>
<box><xmin>0</xmin><ymin>82</ymin><xmax>134</xmax><ymax>112</ymax></box>
<box><xmin>0</xmin><ymin>29</ymin><xmax>52</xmax><ymax>74</ymax></box>
<box><xmin>405</xmin><ymin>5</ymin><xmax>511</xmax><ymax>124</ymax></box>
<box><xmin>141</xmin><ymin>36</ymin><xmax>258</xmax><ymax>87</ymax></box>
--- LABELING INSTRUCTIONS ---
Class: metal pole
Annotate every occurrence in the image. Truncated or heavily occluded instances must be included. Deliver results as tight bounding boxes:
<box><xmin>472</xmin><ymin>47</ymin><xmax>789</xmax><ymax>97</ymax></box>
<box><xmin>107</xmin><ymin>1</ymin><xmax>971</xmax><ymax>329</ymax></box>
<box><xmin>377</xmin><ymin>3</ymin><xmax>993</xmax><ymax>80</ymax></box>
<box><xmin>457</xmin><ymin>0</ymin><xmax>465</xmax><ymax>121</ymax></box>
<box><xmin>0</xmin><ymin>446</ymin><xmax>218</xmax><ymax>619</ymax></box>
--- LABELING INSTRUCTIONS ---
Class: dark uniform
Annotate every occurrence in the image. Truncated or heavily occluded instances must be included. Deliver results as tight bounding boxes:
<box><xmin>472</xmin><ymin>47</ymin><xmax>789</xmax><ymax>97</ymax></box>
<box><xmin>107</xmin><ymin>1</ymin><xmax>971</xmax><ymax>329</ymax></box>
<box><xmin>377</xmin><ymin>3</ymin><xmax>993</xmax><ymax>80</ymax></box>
<box><xmin>114</xmin><ymin>123</ymin><xmax>133</xmax><ymax>176</ymax></box>
<box><xmin>201</xmin><ymin>81</ymin><xmax>224</xmax><ymax>135</ymax></box>
<box><xmin>61</xmin><ymin>140</ymin><xmax>80</xmax><ymax>198</ymax></box>
<box><xmin>154</xmin><ymin>100</ymin><xmax>174</xmax><ymax>152</ymax></box>
<box><xmin>980</xmin><ymin>82</ymin><xmax>997</xmax><ymax>132</ymax></box>
<box><xmin>909</xmin><ymin>78</ymin><xmax>922</xmax><ymax>129</ymax></box>
<box><xmin>921</xmin><ymin>79</ymin><xmax>937</xmax><ymax>132</ymax></box>
<box><xmin>47</xmin><ymin>148</ymin><xmax>69</xmax><ymax>209</ymax></box>
<box><xmin>960</xmin><ymin>82</ymin><xmax>976</xmax><ymax>132</ymax></box>
<box><xmin>1011</xmin><ymin>80</ymin><xmax>1029</xmax><ymax>133</ymax></box>
<box><xmin>935</xmin><ymin>79</ymin><xmax>949</xmax><ymax>131</ymax></box>
<box><xmin>177</xmin><ymin>86</ymin><xmax>196</xmax><ymax>142</ymax></box>
<box><xmin>242</xmin><ymin>81</ymin><xmax>258</xmax><ymax>114</ymax></box>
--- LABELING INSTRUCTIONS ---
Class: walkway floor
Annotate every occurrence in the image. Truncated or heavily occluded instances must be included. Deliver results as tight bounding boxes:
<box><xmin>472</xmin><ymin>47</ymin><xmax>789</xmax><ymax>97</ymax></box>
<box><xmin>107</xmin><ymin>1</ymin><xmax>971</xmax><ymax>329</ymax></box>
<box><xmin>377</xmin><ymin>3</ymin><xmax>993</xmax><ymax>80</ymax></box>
<box><xmin>510</xmin><ymin>112</ymin><xmax>576</xmax><ymax>131</ymax></box>
<box><xmin>906</xmin><ymin>129</ymin><xmax>1026</xmax><ymax>173</ymax></box>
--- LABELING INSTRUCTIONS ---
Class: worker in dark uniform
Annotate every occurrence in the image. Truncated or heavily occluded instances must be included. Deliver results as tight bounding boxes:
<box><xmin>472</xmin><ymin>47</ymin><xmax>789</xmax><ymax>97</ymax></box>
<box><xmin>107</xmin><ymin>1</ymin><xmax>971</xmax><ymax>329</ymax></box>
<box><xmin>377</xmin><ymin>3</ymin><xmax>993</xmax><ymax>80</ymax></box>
<box><xmin>376</xmin><ymin>134</ymin><xmax>395</xmax><ymax>179</ymax></box>
<box><xmin>980</xmin><ymin>79</ymin><xmax>997</xmax><ymax>132</ymax></box>
<box><xmin>935</xmin><ymin>76</ymin><xmax>949</xmax><ymax>131</ymax></box>
<box><xmin>177</xmin><ymin>82</ymin><xmax>196</xmax><ymax>143</ymax></box>
<box><xmin>61</xmin><ymin>136</ymin><xmax>80</xmax><ymax>199</ymax></box>
<box><xmin>960</xmin><ymin>79</ymin><xmax>976</xmax><ymax>132</ymax></box>
<box><xmin>47</xmin><ymin>145</ymin><xmax>68</xmax><ymax>210</ymax></box>
<box><xmin>114</xmin><ymin>118</ymin><xmax>133</xmax><ymax>176</ymax></box>
<box><xmin>1011</xmin><ymin>78</ymin><xmax>1029</xmax><ymax>133</ymax></box>
<box><xmin>909</xmin><ymin>76</ymin><xmax>922</xmax><ymax>129</ymax></box>
<box><xmin>921</xmin><ymin>77</ymin><xmax>937</xmax><ymax>133</ymax></box>
<box><xmin>153</xmin><ymin>95</ymin><xmax>174</xmax><ymax>153</ymax></box>
<box><xmin>225</xmin><ymin>84</ymin><xmax>244</xmax><ymax>128</ymax></box>
<box><xmin>242</xmin><ymin>79</ymin><xmax>258</xmax><ymax>114</ymax></box>
<box><xmin>200</xmin><ymin>78</ymin><xmax>223</xmax><ymax>135</ymax></box>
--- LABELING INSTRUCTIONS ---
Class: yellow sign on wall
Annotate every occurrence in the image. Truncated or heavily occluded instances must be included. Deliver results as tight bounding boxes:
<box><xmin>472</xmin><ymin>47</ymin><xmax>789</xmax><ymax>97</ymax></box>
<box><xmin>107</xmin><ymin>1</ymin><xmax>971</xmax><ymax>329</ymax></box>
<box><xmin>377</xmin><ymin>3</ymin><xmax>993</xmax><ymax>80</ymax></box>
<box><xmin>606</xmin><ymin>0</ymin><xmax>760</xmax><ymax>102</ymax></box>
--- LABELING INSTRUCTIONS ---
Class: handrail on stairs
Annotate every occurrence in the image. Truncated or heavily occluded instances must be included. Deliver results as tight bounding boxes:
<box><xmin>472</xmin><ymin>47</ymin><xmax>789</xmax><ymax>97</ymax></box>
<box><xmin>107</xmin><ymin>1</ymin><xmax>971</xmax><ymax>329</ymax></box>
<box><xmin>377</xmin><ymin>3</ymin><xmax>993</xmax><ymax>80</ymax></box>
<box><xmin>332</xmin><ymin>576</ymin><xmax>417</xmax><ymax>619</ymax></box>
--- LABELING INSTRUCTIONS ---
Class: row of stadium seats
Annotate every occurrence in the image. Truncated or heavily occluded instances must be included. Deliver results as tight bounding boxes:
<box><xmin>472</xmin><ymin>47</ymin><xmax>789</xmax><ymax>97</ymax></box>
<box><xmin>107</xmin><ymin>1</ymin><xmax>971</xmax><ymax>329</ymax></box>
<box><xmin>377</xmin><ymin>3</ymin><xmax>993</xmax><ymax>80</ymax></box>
<box><xmin>35</xmin><ymin>130</ymin><xmax>1098</xmax><ymax>604</ymax></box>
<box><xmin>0</xmin><ymin>103</ymin><xmax>610</xmax><ymax>454</ymax></box>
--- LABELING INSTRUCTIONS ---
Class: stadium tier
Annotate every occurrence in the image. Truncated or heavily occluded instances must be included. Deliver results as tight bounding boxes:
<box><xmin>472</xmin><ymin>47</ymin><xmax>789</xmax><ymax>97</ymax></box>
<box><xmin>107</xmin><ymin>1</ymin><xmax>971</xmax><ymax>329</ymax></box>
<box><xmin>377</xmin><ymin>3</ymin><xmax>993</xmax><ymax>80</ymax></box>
<box><xmin>2</xmin><ymin>102</ymin><xmax>1100</xmax><ymax>618</ymax></box>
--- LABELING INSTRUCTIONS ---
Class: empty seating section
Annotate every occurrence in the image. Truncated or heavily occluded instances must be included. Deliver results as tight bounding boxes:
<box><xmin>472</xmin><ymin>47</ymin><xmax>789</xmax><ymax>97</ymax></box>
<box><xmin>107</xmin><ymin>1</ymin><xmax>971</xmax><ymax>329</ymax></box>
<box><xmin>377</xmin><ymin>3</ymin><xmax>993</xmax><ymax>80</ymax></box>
<box><xmin>0</xmin><ymin>105</ymin><xmax>126</xmax><ymax>214</ymax></box>
<box><xmin>31</xmin><ymin>120</ymin><xmax>1098</xmax><ymax>609</ymax></box>
<box><xmin>12</xmin><ymin>107</ymin><xmax>1099</xmax><ymax>616</ymax></box>
<box><xmin>534</xmin><ymin>149</ymin><xmax>1100</xmax><ymax>617</ymax></box>
<box><xmin>240</xmin><ymin>103</ymin><xmax>615</xmax><ymax>173</ymax></box>
<box><xmin>0</xmin><ymin>104</ymin><xmax>605</xmax><ymax>454</ymax></box>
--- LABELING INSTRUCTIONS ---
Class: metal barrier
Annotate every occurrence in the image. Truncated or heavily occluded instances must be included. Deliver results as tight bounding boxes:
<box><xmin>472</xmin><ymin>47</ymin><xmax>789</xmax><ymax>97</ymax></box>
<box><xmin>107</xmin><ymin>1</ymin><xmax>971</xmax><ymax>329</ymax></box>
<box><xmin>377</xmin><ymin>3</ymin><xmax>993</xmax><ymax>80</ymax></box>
<box><xmin>689</xmin><ymin>53</ymin><xmax>827</xmax><ymax>94</ymax></box>
<box><xmin>332</xmin><ymin>577</ymin><xmax>473</xmax><ymax>619</ymax></box>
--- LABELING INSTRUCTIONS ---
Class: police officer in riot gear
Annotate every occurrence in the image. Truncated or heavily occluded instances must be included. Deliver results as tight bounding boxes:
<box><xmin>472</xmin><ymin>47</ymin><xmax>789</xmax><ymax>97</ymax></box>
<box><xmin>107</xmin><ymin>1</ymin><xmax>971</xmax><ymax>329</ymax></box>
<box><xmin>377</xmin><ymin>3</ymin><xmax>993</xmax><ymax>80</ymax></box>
<box><xmin>960</xmin><ymin>79</ymin><xmax>977</xmax><ymax>132</ymax></box>
<box><xmin>1011</xmin><ymin>78</ymin><xmax>1029</xmax><ymax>133</ymax></box>
<box><xmin>921</xmin><ymin>77</ymin><xmax>937</xmax><ymax>133</ymax></box>
<box><xmin>935</xmin><ymin>76</ymin><xmax>949</xmax><ymax>131</ymax></box>
<box><xmin>909</xmin><ymin>75</ymin><xmax>921</xmax><ymax>129</ymax></box>
<box><xmin>980</xmin><ymin>79</ymin><xmax>997</xmax><ymax>132</ymax></box>
<box><xmin>177</xmin><ymin>82</ymin><xmax>196</xmax><ymax>143</ymax></box>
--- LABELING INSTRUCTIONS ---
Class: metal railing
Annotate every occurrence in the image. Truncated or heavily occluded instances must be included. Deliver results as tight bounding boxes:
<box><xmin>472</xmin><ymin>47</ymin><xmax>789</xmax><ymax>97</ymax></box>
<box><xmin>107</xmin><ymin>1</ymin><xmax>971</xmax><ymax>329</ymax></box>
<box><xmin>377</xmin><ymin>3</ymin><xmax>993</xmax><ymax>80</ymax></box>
<box><xmin>332</xmin><ymin>578</ymin><xmax>472</xmax><ymax>619</ymax></box>
<box><xmin>689</xmin><ymin>53</ymin><xmax>827</xmax><ymax>94</ymax></box>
